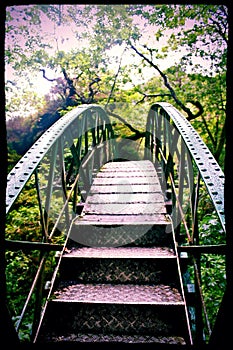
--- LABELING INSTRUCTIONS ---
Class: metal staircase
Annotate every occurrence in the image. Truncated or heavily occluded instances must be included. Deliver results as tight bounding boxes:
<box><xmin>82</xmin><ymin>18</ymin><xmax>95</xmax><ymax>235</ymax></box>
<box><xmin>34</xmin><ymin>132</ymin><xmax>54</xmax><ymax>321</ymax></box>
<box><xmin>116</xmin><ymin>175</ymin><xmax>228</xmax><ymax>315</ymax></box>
<box><xmin>34</xmin><ymin>160</ymin><xmax>192</xmax><ymax>344</ymax></box>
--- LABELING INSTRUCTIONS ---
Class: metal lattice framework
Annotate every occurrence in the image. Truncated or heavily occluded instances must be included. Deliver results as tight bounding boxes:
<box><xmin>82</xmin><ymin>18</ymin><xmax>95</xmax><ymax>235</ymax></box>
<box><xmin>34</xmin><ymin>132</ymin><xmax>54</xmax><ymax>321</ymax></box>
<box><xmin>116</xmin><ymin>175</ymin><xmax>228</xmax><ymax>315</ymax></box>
<box><xmin>144</xmin><ymin>102</ymin><xmax>225</xmax><ymax>342</ymax></box>
<box><xmin>6</xmin><ymin>105</ymin><xmax>115</xmax><ymax>215</ymax></box>
<box><xmin>145</xmin><ymin>102</ymin><xmax>225</xmax><ymax>237</ymax></box>
<box><xmin>5</xmin><ymin>104</ymin><xmax>116</xmax><ymax>334</ymax></box>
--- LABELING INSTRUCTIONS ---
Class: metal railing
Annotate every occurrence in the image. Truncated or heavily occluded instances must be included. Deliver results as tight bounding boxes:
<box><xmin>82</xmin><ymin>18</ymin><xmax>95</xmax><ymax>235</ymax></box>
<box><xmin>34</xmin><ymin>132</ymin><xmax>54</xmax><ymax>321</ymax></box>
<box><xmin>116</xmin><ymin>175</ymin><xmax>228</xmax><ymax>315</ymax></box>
<box><xmin>144</xmin><ymin>102</ymin><xmax>225</xmax><ymax>344</ymax></box>
<box><xmin>5</xmin><ymin>104</ymin><xmax>116</xmax><ymax>340</ymax></box>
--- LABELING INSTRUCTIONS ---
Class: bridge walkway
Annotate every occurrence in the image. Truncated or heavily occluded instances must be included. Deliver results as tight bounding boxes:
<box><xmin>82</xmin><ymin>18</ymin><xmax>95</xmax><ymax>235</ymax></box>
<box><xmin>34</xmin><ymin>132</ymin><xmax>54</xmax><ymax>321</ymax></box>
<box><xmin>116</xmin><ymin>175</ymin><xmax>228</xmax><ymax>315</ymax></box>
<box><xmin>35</xmin><ymin>160</ymin><xmax>192</xmax><ymax>344</ymax></box>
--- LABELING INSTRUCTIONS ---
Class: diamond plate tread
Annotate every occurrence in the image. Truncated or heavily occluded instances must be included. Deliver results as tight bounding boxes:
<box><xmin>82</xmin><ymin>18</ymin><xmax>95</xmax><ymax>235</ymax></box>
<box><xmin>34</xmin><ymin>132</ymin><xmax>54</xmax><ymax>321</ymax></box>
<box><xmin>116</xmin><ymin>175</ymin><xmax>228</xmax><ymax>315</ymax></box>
<box><xmin>75</xmin><ymin>213</ymin><xmax>170</xmax><ymax>224</ymax></box>
<box><xmin>100</xmin><ymin>160</ymin><xmax>156</xmax><ymax>170</ymax></box>
<box><xmin>69</xmin><ymin>222</ymin><xmax>173</xmax><ymax>247</ymax></box>
<box><xmin>58</xmin><ymin>256</ymin><xmax>179</xmax><ymax>284</ymax></box>
<box><xmin>84</xmin><ymin>202</ymin><xmax>167</xmax><ymax>215</ymax></box>
<box><xmin>97</xmin><ymin>171</ymin><xmax>157</xmax><ymax>176</ymax></box>
<box><xmin>38</xmin><ymin>303</ymin><xmax>188</xmax><ymax>338</ymax></box>
<box><xmin>97</xmin><ymin>164</ymin><xmax>157</xmax><ymax>175</ymax></box>
<box><xmin>99</xmin><ymin>164</ymin><xmax>156</xmax><ymax>170</ymax></box>
<box><xmin>53</xmin><ymin>283</ymin><xmax>184</xmax><ymax>304</ymax></box>
<box><xmin>93</xmin><ymin>177</ymin><xmax>160</xmax><ymax>185</ymax></box>
<box><xmin>39</xmin><ymin>333</ymin><xmax>186</xmax><ymax>344</ymax></box>
<box><xmin>99</xmin><ymin>167</ymin><xmax>157</xmax><ymax>172</ymax></box>
<box><xmin>63</xmin><ymin>246</ymin><xmax>175</xmax><ymax>258</ymax></box>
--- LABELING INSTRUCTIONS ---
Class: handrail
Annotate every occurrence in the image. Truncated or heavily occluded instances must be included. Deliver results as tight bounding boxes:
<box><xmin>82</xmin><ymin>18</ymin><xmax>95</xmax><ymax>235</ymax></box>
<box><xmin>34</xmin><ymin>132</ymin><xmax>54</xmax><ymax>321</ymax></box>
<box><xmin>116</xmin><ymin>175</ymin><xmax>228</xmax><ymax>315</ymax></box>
<box><xmin>150</xmin><ymin>102</ymin><xmax>225</xmax><ymax>231</ymax></box>
<box><xmin>6</xmin><ymin>104</ymin><xmax>114</xmax><ymax>215</ymax></box>
<box><xmin>5</xmin><ymin>239</ymin><xmax>63</xmax><ymax>252</ymax></box>
<box><xmin>177</xmin><ymin>244</ymin><xmax>226</xmax><ymax>255</ymax></box>
<box><xmin>5</xmin><ymin>104</ymin><xmax>116</xmax><ymax>340</ymax></box>
<box><xmin>145</xmin><ymin>102</ymin><xmax>225</xmax><ymax>344</ymax></box>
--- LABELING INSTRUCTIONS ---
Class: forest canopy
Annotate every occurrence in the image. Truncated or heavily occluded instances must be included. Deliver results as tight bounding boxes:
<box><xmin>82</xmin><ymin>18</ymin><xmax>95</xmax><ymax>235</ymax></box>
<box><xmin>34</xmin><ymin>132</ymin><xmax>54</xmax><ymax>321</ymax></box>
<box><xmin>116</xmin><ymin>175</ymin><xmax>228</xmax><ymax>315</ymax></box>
<box><xmin>5</xmin><ymin>4</ymin><xmax>227</xmax><ymax>165</ymax></box>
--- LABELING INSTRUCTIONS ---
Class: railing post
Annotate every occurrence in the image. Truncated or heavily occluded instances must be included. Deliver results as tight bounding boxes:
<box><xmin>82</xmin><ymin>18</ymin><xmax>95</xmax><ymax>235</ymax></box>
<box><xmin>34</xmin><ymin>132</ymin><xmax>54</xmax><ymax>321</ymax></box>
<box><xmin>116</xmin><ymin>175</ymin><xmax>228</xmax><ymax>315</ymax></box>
<box><xmin>31</xmin><ymin>251</ymin><xmax>46</xmax><ymax>341</ymax></box>
<box><xmin>193</xmin><ymin>259</ymin><xmax>205</xmax><ymax>345</ymax></box>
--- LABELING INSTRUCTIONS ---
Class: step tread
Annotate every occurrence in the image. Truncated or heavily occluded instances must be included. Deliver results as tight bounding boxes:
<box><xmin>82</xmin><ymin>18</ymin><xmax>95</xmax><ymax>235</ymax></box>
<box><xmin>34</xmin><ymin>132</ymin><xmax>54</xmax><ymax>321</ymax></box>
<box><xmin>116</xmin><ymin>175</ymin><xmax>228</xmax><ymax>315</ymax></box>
<box><xmin>83</xmin><ymin>202</ymin><xmax>167</xmax><ymax>215</ymax></box>
<box><xmin>100</xmin><ymin>160</ymin><xmax>156</xmax><ymax>170</ymax></box>
<box><xmin>73</xmin><ymin>213</ymin><xmax>170</xmax><ymax>225</ymax></box>
<box><xmin>40</xmin><ymin>332</ymin><xmax>186</xmax><ymax>344</ymax></box>
<box><xmin>93</xmin><ymin>177</ymin><xmax>160</xmax><ymax>185</ymax></box>
<box><xmin>63</xmin><ymin>246</ymin><xmax>176</xmax><ymax>258</ymax></box>
<box><xmin>89</xmin><ymin>184</ymin><xmax>163</xmax><ymax>193</ymax></box>
<box><xmin>53</xmin><ymin>283</ymin><xmax>184</xmax><ymax>304</ymax></box>
<box><xmin>86</xmin><ymin>192</ymin><xmax>165</xmax><ymax>203</ymax></box>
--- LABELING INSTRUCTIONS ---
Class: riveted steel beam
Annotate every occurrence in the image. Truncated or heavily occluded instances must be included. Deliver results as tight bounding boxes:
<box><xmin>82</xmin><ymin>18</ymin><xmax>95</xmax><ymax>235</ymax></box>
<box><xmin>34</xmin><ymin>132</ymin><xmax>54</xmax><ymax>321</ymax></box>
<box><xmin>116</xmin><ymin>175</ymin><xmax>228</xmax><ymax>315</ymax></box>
<box><xmin>6</xmin><ymin>105</ymin><xmax>112</xmax><ymax>215</ymax></box>
<box><xmin>152</xmin><ymin>102</ymin><xmax>225</xmax><ymax>231</ymax></box>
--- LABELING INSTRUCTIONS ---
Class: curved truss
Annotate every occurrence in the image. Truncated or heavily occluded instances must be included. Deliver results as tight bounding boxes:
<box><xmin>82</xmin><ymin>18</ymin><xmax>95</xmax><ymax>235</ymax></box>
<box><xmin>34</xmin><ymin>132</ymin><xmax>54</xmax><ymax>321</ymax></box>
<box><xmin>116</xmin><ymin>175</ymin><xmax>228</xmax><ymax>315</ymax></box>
<box><xmin>6</xmin><ymin>105</ymin><xmax>115</xmax><ymax>242</ymax></box>
<box><xmin>6</xmin><ymin>105</ymin><xmax>114</xmax><ymax>211</ymax></box>
<box><xmin>145</xmin><ymin>102</ymin><xmax>225</xmax><ymax>342</ymax></box>
<box><xmin>145</xmin><ymin>102</ymin><xmax>225</xmax><ymax>233</ymax></box>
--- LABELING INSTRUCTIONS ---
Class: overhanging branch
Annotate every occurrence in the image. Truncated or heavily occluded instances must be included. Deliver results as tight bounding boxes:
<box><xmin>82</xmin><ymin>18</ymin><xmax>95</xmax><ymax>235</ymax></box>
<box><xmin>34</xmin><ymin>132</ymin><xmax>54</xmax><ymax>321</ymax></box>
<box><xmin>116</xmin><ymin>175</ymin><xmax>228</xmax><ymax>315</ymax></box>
<box><xmin>129</xmin><ymin>43</ymin><xmax>204</xmax><ymax>120</ymax></box>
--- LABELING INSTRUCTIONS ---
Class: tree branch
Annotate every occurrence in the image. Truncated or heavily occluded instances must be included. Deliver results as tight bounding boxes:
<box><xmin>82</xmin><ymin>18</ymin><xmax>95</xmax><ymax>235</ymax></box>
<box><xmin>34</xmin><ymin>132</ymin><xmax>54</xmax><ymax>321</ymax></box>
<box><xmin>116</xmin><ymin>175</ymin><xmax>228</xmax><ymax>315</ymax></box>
<box><xmin>135</xmin><ymin>91</ymin><xmax>171</xmax><ymax>105</ymax></box>
<box><xmin>106</xmin><ymin>109</ymin><xmax>145</xmax><ymax>139</ymax></box>
<box><xmin>105</xmin><ymin>48</ymin><xmax>126</xmax><ymax>108</ymax></box>
<box><xmin>88</xmin><ymin>77</ymin><xmax>101</xmax><ymax>103</ymax></box>
<box><xmin>40</xmin><ymin>69</ymin><xmax>57</xmax><ymax>82</ymax></box>
<box><xmin>129</xmin><ymin>43</ymin><xmax>204</xmax><ymax>120</ymax></box>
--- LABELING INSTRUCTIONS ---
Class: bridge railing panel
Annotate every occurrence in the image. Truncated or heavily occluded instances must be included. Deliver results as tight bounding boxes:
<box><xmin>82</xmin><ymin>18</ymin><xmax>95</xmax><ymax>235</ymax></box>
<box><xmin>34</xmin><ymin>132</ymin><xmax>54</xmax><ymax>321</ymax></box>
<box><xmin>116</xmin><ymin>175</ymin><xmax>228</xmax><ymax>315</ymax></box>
<box><xmin>144</xmin><ymin>102</ymin><xmax>225</xmax><ymax>343</ymax></box>
<box><xmin>5</xmin><ymin>105</ymin><xmax>116</xmax><ymax>340</ymax></box>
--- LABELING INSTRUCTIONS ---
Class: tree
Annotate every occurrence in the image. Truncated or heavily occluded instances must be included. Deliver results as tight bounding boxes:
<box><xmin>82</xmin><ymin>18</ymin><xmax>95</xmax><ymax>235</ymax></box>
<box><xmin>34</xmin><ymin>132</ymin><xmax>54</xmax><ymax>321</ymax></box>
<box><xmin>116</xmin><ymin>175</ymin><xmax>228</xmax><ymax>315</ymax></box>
<box><xmin>138</xmin><ymin>66</ymin><xmax>226</xmax><ymax>164</ymax></box>
<box><xmin>67</xmin><ymin>4</ymin><xmax>227</xmax><ymax>163</ymax></box>
<box><xmin>5</xmin><ymin>4</ymin><xmax>227</xmax><ymax>164</ymax></box>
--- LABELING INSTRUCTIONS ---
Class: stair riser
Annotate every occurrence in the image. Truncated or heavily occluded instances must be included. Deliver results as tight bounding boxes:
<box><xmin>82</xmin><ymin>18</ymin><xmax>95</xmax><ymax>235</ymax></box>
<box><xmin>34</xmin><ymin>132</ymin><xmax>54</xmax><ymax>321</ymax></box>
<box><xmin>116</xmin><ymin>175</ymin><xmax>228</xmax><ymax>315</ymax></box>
<box><xmin>68</xmin><ymin>224</ymin><xmax>173</xmax><ymax>248</ymax></box>
<box><xmin>57</xmin><ymin>258</ymin><xmax>180</xmax><ymax>285</ymax></box>
<box><xmin>39</xmin><ymin>302</ymin><xmax>187</xmax><ymax>337</ymax></box>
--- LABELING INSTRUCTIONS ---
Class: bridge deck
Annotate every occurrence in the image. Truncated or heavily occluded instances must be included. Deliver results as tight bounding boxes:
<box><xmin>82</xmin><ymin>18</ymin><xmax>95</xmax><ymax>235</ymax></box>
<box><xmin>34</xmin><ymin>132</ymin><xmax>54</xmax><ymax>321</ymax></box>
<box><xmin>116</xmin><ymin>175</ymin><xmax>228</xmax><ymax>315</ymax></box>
<box><xmin>69</xmin><ymin>160</ymin><xmax>171</xmax><ymax>247</ymax></box>
<box><xmin>74</xmin><ymin>160</ymin><xmax>169</xmax><ymax>225</ymax></box>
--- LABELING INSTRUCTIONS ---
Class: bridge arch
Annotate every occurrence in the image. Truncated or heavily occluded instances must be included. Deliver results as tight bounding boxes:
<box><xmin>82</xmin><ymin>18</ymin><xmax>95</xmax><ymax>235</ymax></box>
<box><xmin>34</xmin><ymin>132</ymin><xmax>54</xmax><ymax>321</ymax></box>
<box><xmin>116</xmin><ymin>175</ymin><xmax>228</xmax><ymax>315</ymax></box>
<box><xmin>145</xmin><ymin>102</ymin><xmax>225</xmax><ymax>234</ymax></box>
<box><xmin>6</xmin><ymin>105</ymin><xmax>115</xmax><ymax>236</ymax></box>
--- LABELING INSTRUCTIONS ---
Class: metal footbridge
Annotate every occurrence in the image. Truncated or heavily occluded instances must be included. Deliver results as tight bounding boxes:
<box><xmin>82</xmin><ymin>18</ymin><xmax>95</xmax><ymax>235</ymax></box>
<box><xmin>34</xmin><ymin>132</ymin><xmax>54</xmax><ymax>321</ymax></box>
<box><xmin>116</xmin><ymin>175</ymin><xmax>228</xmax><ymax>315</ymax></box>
<box><xmin>5</xmin><ymin>103</ymin><xmax>226</xmax><ymax>346</ymax></box>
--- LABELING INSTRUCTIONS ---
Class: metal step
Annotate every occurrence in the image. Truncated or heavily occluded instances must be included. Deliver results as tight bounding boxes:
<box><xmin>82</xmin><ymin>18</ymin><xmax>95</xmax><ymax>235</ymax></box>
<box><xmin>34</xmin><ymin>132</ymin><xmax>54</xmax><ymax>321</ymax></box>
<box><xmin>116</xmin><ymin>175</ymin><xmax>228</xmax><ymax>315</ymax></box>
<box><xmin>68</xmin><ymin>221</ymin><xmax>173</xmax><ymax>248</ymax></box>
<box><xmin>52</xmin><ymin>283</ymin><xmax>184</xmax><ymax>304</ymax></box>
<box><xmin>36</xmin><ymin>300</ymin><xmax>189</xmax><ymax>342</ymax></box>
<box><xmin>63</xmin><ymin>246</ymin><xmax>176</xmax><ymax>258</ymax></box>
<box><xmin>57</xmin><ymin>246</ymin><xmax>179</xmax><ymax>285</ymax></box>
<box><xmin>37</xmin><ymin>332</ymin><xmax>187</xmax><ymax>344</ymax></box>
